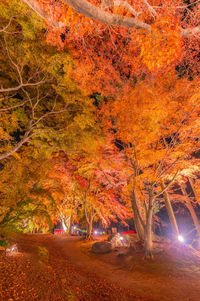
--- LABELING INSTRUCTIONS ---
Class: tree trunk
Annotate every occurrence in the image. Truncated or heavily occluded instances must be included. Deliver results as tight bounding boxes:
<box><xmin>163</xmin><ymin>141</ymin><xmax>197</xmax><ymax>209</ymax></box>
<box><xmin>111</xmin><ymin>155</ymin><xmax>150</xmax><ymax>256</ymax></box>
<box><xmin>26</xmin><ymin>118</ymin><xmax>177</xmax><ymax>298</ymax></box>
<box><xmin>86</xmin><ymin>218</ymin><xmax>93</xmax><ymax>240</ymax></box>
<box><xmin>188</xmin><ymin>177</ymin><xmax>198</xmax><ymax>201</ymax></box>
<box><xmin>181</xmin><ymin>185</ymin><xmax>200</xmax><ymax>249</ymax></box>
<box><xmin>130</xmin><ymin>187</ymin><xmax>145</xmax><ymax>241</ymax></box>
<box><xmin>186</xmin><ymin>201</ymin><xmax>200</xmax><ymax>235</ymax></box>
<box><xmin>160</xmin><ymin>181</ymin><xmax>179</xmax><ymax>239</ymax></box>
<box><xmin>63</xmin><ymin>216</ymin><xmax>71</xmax><ymax>234</ymax></box>
<box><xmin>144</xmin><ymin>195</ymin><xmax>154</xmax><ymax>259</ymax></box>
<box><xmin>69</xmin><ymin>213</ymin><xmax>73</xmax><ymax>234</ymax></box>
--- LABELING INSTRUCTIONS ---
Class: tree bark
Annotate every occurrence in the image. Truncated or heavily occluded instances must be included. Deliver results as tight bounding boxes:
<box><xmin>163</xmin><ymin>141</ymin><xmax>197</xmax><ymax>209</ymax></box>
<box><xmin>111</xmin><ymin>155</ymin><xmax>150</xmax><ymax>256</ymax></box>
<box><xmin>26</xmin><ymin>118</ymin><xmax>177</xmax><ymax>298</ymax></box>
<box><xmin>185</xmin><ymin>200</ymin><xmax>200</xmax><ymax>236</ymax></box>
<box><xmin>22</xmin><ymin>0</ymin><xmax>200</xmax><ymax>37</ymax></box>
<box><xmin>144</xmin><ymin>194</ymin><xmax>154</xmax><ymax>259</ymax></box>
<box><xmin>181</xmin><ymin>184</ymin><xmax>200</xmax><ymax>249</ymax></box>
<box><xmin>0</xmin><ymin>130</ymin><xmax>31</xmax><ymax>161</ymax></box>
<box><xmin>63</xmin><ymin>216</ymin><xmax>71</xmax><ymax>234</ymax></box>
<box><xmin>86</xmin><ymin>216</ymin><xmax>93</xmax><ymax>240</ymax></box>
<box><xmin>160</xmin><ymin>181</ymin><xmax>179</xmax><ymax>239</ymax></box>
<box><xmin>188</xmin><ymin>177</ymin><xmax>199</xmax><ymax>203</ymax></box>
<box><xmin>22</xmin><ymin>0</ymin><xmax>151</xmax><ymax>31</ymax></box>
<box><xmin>130</xmin><ymin>187</ymin><xmax>145</xmax><ymax>241</ymax></box>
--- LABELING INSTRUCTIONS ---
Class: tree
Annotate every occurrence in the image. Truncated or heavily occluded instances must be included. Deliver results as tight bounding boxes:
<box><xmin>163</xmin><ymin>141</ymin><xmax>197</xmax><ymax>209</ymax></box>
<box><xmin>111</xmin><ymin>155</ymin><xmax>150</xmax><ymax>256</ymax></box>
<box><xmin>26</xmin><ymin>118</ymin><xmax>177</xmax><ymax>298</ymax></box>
<box><xmin>2</xmin><ymin>0</ymin><xmax>200</xmax><ymax>260</ymax></box>
<box><xmin>19</xmin><ymin>0</ymin><xmax>200</xmax><ymax>86</ymax></box>
<box><xmin>35</xmin><ymin>152</ymin><xmax>80</xmax><ymax>233</ymax></box>
<box><xmin>160</xmin><ymin>181</ymin><xmax>180</xmax><ymax>238</ymax></box>
<box><xmin>72</xmin><ymin>140</ymin><xmax>131</xmax><ymax>239</ymax></box>
<box><xmin>0</xmin><ymin>6</ymin><xmax>68</xmax><ymax>160</ymax></box>
<box><xmin>0</xmin><ymin>1</ymin><xmax>105</xmax><ymax>235</ymax></box>
<box><xmin>101</xmin><ymin>74</ymin><xmax>200</xmax><ymax>257</ymax></box>
<box><xmin>0</xmin><ymin>146</ymin><xmax>56</xmax><ymax>234</ymax></box>
<box><xmin>22</xmin><ymin>0</ymin><xmax>200</xmax><ymax>36</ymax></box>
<box><xmin>168</xmin><ymin>175</ymin><xmax>200</xmax><ymax>249</ymax></box>
<box><xmin>1</xmin><ymin>1</ymin><xmax>105</xmax><ymax>163</ymax></box>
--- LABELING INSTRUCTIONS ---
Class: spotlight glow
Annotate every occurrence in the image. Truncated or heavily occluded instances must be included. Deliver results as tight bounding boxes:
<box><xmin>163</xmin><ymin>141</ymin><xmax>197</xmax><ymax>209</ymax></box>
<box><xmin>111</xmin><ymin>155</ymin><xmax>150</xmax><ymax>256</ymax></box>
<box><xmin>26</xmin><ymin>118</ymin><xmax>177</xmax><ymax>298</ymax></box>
<box><xmin>178</xmin><ymin>235</ymin><xmax>184</xmax><ymax>242</ymax></box>
<box><xmin>62</xmin><ymin>221</ymin><xmax>67</xmax><ymax>231</ymax></box>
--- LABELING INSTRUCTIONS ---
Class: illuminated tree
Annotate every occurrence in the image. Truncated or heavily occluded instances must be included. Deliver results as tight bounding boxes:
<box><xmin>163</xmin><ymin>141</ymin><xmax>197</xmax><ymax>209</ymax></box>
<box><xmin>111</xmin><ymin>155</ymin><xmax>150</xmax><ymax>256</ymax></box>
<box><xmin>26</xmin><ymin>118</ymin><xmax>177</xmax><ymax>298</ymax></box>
<box><xmin>0</xmin><ymin>147</ymin><xmax>56</xmax><ymax>233</ymax></box>
<box><xmin>167</xmin><ymin>174</ymin><xmax>200</xmax><ymax>248</ymax></box>
<box><xmin>13</xmin><ymin>0</ymin><xmax>200</xmax><ymax>97</ymax></box>
<box><xmin>102</xmin><ymin>74</ymin><xmax>200</xmax><ymax>257</ymax></box>
<box><xmin>0</xmin><ymin>3</ymin><xmax>103</xmax><ymax>234</ymax></box>
<box><xmin>73</xmin><ymin>142</ymin><xmax>131</xmax><ymax>239</ymax></box>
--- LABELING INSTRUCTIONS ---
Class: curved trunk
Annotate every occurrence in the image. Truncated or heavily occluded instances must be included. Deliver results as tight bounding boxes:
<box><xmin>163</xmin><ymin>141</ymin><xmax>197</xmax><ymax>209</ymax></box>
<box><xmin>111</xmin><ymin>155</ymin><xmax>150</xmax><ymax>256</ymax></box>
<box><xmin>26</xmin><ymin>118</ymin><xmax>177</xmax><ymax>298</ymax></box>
<box><xmin>130</xmin><ymin>188</ymin><xmax>145</xmax><ymax>241</ymax></box>
<box><xmin>160</xmin><ymin>181</ymin><xmax>179</xmax><ymax>239</ymax></box>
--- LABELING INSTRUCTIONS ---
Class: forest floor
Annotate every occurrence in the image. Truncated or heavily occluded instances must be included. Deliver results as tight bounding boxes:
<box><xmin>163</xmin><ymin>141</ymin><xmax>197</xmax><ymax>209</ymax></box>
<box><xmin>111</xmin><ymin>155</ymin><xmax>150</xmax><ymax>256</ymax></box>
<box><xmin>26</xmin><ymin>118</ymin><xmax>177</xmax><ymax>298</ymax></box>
<box><xmin>0</xmin><ymin>234</ymin><xmax>200</xmax><ymax>301</ymax></box>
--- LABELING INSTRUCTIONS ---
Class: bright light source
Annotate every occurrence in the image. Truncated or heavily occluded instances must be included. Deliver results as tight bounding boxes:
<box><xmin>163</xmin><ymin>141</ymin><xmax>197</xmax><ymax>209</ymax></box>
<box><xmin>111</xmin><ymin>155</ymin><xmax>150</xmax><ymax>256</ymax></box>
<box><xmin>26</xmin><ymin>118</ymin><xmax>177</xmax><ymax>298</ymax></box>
<box><xmin>62</xmin><ymin>221</ymin><xmax>67</xmax><ymax>231</ymax></box>
<box><xmin>178</xmin><ymin>235</ymin><xmax>184</xmax><ymax>242</ymax></box>
<box><xmin>73</xmin><ymin>226</ymin><xmax>77</xmax><ymax>229</ymax></box>
<box><xmin>94</xmin><ymin>231</ymin><xmax>98</xmax><ymax>235</ymax></box>
<box><xmin>120</xmin><ymin>236</ymin><xmax>123</xmax><ymax>240</ymax></box>
<box><xmin>6</xmin><ymin>244</ymin><xmax>18</xmax><ymax>254</ymax></box>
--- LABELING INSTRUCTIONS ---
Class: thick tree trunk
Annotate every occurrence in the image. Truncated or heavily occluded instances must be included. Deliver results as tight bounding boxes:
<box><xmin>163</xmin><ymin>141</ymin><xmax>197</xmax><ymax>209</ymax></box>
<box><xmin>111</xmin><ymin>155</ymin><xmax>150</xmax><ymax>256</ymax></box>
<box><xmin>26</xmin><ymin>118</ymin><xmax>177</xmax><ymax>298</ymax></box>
<box><xmin>160</xmin><ymin>181</ymin><xmax>179</xmax><ymax>239</ymax></box>
<box><xmin>86</xmin><ymin>218</ymin><xmax>93</xmax><ymax>240</ymax></box>
<box><xmin>130</xmin><ymin>187</ymin><xmax>145</xmax><ymax>241</ymax></box>
<box><xmin>144</xmin><ymin>196</ymin><xmax>154</xmax><ymax>259</ymax></box>
<box><xmin>63</xmin><ymin>216</ymin><xmax>71</xmax><ymax>234</ymax></box>
<box><xmin>181</xmin><ymin>185</ymin><xmax>200</xmax><ymax>249</ymax></box>
<box><xmin>185</xmin><ymin>201</ymin><xmax>200</xmax><ymax>236</ymax></box>
<box><xmin>69</xmin><ymin>214</ymin><xmax>73</xmax><ymax>234</ymax></box>
<box><xmin>188</xmin><ymin>178</ymin><xmax>199</xmax><ymax>201</ymax></box>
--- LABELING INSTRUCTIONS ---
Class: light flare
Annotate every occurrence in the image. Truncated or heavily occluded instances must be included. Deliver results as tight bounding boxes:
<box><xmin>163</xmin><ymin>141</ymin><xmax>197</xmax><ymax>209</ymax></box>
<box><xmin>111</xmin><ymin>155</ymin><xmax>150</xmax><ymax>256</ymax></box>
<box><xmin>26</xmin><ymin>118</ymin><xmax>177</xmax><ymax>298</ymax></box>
<box><xmin>178</xmin><ymin>235</ymin><xmax>184</xmax><ymax>242</ymax></box>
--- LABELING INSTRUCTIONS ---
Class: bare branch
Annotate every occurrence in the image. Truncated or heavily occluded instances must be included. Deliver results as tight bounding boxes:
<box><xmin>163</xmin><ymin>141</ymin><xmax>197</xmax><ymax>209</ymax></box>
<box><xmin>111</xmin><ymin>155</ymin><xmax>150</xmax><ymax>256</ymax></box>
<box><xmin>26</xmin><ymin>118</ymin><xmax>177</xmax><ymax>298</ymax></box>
<box><xmin>101</xmin><ymin>0</ymin><xmax>141</xmax><ymax>17</ymax></box>
<box><xmin>0</xmin><ymin>79</ymin><xmax>48</xmax><ymax>93</ymax></box>
<box><xmin>0</xmin><ymin>129</ymin><xmax>32</xmax><ymax>161</ymax></box>
<box><xmin>0</xmin><ymin>37</ymin><xmax>48</xmax><ymax>93</ymax></box>
<box><xmin>0</xmin><ymin>100</ymin><xmax>29</xmax><ymax>111</ymax></box>
<box><xmin>22</xmin><ymin>0</ymin><xmax>65</xmax><ymax>28</ymax></box>
<box><xmin>181</xmin><ymin>26</ymin><xmax>200</xmax><ymax>38</ymax></box>
<box><xmin>156</xmin><ymin>169</ymin><xmax>179</xmax><ymax>197</ymax></box>
<box><xmin>21</xmin><ymin>0</ymin><xmax>200</xmax><ymax>38</ymax></box>
<box><xmin>0</xmin><ymin>17</ymin><xmax>14</xmax><ymax>33</ymax></box>
<box><xmin>142</xmin><ymin>0</ymin><xmax>157</xmax><ymax>17</ymax></box>
<box><xmin>22</xmin><ymin>0</ymin><xmax>151</xmax><ymax>31</ymax></box>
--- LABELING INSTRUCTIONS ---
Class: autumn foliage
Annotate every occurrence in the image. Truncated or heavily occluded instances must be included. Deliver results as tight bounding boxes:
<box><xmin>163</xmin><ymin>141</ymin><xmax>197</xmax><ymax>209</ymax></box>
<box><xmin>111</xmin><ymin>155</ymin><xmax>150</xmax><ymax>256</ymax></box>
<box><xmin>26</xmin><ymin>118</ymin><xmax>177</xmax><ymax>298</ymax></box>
<box><xmin>1</xmin><ymin>0</ymin><xmax>200</xmax><ymax>258</ymax></box>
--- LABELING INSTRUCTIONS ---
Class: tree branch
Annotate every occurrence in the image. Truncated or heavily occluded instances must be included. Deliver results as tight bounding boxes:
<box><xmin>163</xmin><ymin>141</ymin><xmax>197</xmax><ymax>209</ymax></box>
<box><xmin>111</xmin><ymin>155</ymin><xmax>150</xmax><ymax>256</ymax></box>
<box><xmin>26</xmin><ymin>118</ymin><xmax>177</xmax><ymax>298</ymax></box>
<box><xmin>101</xmin><ymin>0</ymin><xmax>141</xmax><ymax>17</ymax></box>
<box><xmin>156</xmin><ymin>169</ymin><xmax>179</xmax><ymax>197</ymax></box>
<box><xmin>22</xmin><ymin>0</ymin><xmax>65</xmax><ymax>28</ymax></box>
<box><xmin>181</xmin><ymin>26</ymin><xmax>200</xmax><ymax>38</ymax></box>
<box><xmin>0</xmin><ymin>17</ymin><xmax>14</xmax><ymax>33</ymax></box>
<box><xmin>0</xmin><ymin>80</ymin><xmax>47</xmax><ymax>93</ymax></box>
<box><xmin>0</xmin><ymin>130</ymin><xmax>32</xmax><ymax>161</ymax></box>
<box><xmin>22</xmin><ymin>0</ymin><xmax>151</xmax><ymax>31</ymax></box>
<box><xmin>142</xmin><ymin>0</ymin><xmax>157</xmax><ymax>17</ymax></box>
<box><xmin>21</xmin><ymin>0</ymin><xmax>200</xmax><ymax>38</ymax></box>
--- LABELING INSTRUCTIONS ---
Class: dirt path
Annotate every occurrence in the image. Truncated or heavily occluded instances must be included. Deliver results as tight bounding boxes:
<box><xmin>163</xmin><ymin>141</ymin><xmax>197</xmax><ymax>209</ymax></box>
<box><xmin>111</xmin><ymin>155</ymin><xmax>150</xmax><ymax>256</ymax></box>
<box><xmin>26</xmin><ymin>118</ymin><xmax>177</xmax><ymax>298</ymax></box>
<box><xmin>0</xmin><ymin>234</ymin><xmax>148</xmax><ymax>301</ymax></box>
<box><xmin>1</xmin><ymin>234</ymin><xmax>200</xmax><ymax>301</ymax></box>
<box><xmin>49</xmin><ymin>235</ymin><xmax>200</xmax><ymax>301</ymax></box>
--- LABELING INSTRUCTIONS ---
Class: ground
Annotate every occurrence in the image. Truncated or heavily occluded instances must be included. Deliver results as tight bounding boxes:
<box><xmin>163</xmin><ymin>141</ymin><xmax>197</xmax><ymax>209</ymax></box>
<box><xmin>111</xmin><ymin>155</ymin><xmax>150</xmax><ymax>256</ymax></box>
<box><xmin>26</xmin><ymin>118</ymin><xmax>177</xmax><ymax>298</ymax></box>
<box><xmin>0</xmin><ymin>234</ymin><xmax>200</xmax><ymax>301</ymax></box>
